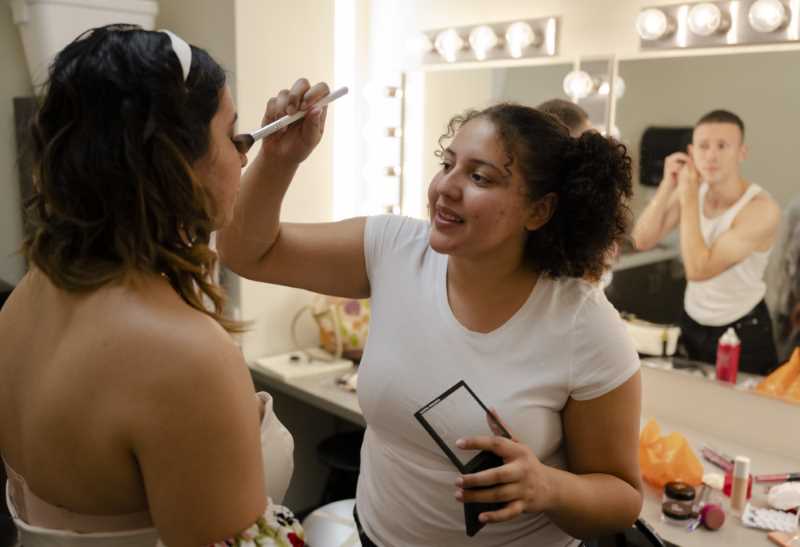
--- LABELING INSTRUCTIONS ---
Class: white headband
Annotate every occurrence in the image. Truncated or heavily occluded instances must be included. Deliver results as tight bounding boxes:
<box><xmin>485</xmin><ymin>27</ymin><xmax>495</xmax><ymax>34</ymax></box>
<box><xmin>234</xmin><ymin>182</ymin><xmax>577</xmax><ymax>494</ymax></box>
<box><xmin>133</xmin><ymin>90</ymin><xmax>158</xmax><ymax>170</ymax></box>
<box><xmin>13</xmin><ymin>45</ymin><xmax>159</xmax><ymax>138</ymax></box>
<box><xmin>160</xmin><ymin>29</ymin><xmax>191</xmax><ymax>81</ymax></box>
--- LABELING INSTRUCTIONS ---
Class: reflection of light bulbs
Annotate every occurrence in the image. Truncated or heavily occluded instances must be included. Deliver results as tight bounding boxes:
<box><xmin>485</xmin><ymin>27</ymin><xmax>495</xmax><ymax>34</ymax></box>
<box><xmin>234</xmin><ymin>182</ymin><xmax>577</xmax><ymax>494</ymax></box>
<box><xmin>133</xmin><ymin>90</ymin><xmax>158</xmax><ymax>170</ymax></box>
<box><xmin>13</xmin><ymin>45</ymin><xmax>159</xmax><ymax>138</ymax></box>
<box><xmin>688</xmin><ymin>3</ymin><xmax>726</xmax><ymax>36</ymax></box>
<box><xmin>562</xmin><ymin>70</ymin><xmax>595</xmax><ymax>100</ymax></box>
<box><xmin>636</xmin><ymin>8</ymin><xmax>672</xmax><ymax>40</ymax></box>
<box><xmin>600</xmin><ymin>125</ymin><xmax>621</xmax><ymax>139</ymax></box>
<box><xmin>597</xmin><ymin>76</ymin><xmax>626</xmax><ymax>99</ymax></box>
<box><xmin>748</xmin><ymin>0</ymin><xmax>788</xmax><ymax>32</ymax></box>
<box><xmin>434</xmin><ymin>29</ymin><xmax>464</xmax><ymax>62</ymax></box>
<box><xmin>505</xmin><ymin>22</ymin><xmax>537</xmax><ymax>58</ymax></box>
<box><xmin>468</xmin><ymin>25</ymin><xmax>499</xmax><ymax>60</ymax></box>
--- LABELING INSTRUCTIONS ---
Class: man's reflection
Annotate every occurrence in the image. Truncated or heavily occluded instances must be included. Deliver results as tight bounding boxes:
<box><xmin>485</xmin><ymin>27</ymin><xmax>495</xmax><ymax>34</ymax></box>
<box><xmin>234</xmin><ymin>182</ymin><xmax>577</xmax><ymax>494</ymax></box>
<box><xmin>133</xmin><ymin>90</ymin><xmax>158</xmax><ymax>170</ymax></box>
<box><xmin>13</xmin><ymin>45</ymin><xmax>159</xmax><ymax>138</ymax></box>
<box><xmin>633</xmin><ymin>110</ymin><xmax>780</xmax><ymax>375</ymax></box>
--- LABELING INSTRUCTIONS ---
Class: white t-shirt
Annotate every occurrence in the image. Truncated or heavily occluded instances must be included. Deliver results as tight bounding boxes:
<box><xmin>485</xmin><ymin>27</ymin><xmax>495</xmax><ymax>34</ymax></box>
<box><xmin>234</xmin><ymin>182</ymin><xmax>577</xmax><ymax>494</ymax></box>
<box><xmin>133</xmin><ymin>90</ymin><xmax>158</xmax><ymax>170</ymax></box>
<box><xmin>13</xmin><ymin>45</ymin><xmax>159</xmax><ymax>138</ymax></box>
<box><xmin>356</xmin><ymin>215</ymin><xmax>640</xmax><ymax>547</ymax></box>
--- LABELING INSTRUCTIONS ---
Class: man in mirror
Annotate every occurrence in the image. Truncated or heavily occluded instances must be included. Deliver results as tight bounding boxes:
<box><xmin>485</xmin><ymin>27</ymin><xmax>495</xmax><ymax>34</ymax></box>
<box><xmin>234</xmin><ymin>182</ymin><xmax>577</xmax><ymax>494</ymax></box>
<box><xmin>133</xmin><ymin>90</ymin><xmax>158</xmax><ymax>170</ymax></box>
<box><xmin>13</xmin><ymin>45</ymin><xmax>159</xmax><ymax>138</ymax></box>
<box><xmin>632</xmin><ymin>110</ymin><xmax>780</xmax><ymax>375</ymax></box>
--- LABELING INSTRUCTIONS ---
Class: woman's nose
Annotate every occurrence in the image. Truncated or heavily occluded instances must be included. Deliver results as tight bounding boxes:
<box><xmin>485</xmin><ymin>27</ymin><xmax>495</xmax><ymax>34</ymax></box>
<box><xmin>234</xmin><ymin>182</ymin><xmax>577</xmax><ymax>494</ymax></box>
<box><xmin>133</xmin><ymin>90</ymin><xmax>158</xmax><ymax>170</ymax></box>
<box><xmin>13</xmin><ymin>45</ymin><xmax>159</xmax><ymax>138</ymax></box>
<box><xmin>436</xmin><ymin>170</ymin><xmax>462</xmax><ymax>201</ymax></box>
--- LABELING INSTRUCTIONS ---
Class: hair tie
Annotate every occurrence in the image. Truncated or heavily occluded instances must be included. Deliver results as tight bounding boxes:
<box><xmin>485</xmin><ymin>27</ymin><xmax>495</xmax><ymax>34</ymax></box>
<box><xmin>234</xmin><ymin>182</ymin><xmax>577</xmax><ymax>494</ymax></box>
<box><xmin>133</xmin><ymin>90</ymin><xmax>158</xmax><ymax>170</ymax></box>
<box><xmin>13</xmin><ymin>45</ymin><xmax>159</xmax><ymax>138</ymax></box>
<box><xmin>159</xmin><ymin>29</ymin><xmax>192</xmax><ymax>81</ymax></box>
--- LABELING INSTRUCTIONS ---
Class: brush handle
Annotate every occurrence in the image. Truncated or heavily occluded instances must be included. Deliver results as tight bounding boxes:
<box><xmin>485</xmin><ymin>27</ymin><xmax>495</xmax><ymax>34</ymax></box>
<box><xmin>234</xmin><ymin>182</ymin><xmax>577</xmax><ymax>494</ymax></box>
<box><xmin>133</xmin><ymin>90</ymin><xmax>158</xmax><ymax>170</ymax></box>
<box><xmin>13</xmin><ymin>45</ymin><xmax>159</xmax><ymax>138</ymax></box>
<box><xmin>251</xmin><ymin>86</ymin><xmax>348</xmax><ymax>141</ymax></box>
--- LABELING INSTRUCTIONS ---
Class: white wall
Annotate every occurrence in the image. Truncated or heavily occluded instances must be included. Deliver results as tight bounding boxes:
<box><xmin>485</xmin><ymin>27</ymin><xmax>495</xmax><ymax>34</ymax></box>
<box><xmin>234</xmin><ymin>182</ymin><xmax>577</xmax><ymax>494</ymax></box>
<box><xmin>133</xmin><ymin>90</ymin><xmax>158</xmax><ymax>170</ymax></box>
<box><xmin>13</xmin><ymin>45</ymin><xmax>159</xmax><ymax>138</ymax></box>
<box><xmin>0</xmin><ymin>9</ymin><xmax>33</xmax><ymax>286</ymax></box>
<box><xmin>233</xmin><ymin>0</ymin><xmax>336</xmax><ymax>361</ymax></box>
<box><xmin>160</xmin><ymin>0</ymin><xmax>338</xmax><ymax>361</ymax></box>
<box><xmin>157</xmin><ymin>0</ymin><xmax>236</xmax><ymax>95</ymax></box>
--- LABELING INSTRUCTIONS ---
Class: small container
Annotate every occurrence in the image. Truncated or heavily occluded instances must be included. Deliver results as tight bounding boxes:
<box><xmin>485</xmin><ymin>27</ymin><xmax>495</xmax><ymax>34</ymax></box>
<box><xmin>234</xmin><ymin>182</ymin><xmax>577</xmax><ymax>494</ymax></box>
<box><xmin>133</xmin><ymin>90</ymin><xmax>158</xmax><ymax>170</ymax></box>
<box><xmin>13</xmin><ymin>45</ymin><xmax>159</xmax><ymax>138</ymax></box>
<box><xmin>663</xmin><ymin>481</ymin><xmax>696</xmax><ymax>507</ymax></box>
<box><xmin>662</xmin><ymin>500</ymin><xmax>693</xmax><ymax>526</ymax></box>
<box><xmin>715</xmin><ymin>327</ymin><xmax>741</xmax><ymax>384</ymax></box>
<box><xmin>730</xmin><ymin>456</ymin><xmax>751</xmax><ymax>516</ymax></box>
<box><xmin>723</xmin><ymin>470</ymin><xmax>752</xmax><ymax>499</ymax></box>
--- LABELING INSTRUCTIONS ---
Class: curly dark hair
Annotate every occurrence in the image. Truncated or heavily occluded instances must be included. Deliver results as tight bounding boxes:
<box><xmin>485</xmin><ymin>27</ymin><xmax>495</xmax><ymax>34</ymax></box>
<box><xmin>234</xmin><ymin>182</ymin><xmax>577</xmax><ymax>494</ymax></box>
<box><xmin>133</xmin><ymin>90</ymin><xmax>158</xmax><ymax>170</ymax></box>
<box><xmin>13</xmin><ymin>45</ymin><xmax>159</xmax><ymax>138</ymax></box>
<box><xmin>437</xmin><ymin>103</ymin><xmax>633</xmax><ymax>281</ymax></box>
<box><xmin>23</xmin><ymin>24</ymin><xmax>242</xmax><ymax>332</ymax></box>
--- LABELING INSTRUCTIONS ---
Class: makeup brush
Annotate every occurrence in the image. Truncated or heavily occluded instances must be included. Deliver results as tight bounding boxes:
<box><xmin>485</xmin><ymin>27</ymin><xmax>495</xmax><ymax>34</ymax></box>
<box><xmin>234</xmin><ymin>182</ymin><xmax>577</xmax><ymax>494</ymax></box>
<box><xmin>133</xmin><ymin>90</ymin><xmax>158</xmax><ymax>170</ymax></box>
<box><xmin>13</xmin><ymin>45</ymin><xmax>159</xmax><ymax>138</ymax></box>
<box><xmin>233</xmin><ymin>86</ymin><xmax>348</xmax><ymax>154</ymax></box>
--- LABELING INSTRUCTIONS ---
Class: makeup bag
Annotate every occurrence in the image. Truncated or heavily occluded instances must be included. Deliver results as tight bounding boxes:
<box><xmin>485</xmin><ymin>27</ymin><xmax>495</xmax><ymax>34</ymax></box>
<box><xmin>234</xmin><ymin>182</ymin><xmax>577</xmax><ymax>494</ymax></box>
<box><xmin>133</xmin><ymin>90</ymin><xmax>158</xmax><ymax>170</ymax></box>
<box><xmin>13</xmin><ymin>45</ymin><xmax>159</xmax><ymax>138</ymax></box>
<box><xmin>291</xmin><ymin>295</ymin><xmax>370</xmax><ymax>361</ymax></box>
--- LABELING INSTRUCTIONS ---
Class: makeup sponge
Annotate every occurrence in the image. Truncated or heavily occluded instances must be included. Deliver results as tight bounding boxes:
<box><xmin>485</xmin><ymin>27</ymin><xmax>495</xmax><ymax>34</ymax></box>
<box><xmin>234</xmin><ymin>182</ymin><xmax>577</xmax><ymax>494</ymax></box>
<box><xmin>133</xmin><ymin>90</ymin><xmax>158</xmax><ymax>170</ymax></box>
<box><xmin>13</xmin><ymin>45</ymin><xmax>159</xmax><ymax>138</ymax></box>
<box><xmin>701</xmin><ymin>504</ymin><xmax>726</xmax><ymax>530</ymax></box>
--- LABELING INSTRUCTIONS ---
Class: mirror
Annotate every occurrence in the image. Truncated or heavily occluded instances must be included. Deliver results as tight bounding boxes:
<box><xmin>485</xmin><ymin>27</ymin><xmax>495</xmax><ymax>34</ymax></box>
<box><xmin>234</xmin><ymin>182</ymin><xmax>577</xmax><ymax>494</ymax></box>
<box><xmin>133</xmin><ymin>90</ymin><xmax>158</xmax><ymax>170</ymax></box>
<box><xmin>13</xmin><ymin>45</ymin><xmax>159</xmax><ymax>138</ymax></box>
<box><xmin>617</xmin><ymin>50</ymin><xmax>799</xmax><ymax>210</ymax></box>
<box><xmin>400</xmin><ymin>50</ymin><xmax>798</xmax><ymax>395</ymax></box>
<box><xmin>615</xmin><ymin>49</ymin><xmax>800</xmax><ymax>384</ymax></box>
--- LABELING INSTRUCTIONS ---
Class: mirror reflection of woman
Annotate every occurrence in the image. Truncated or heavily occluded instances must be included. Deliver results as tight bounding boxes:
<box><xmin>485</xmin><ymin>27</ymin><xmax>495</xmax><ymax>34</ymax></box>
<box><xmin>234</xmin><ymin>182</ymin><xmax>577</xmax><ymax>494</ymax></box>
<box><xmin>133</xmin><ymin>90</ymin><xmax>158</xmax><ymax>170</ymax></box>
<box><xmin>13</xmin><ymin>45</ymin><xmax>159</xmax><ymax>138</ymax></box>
<box><xmin>0</xmin><ymin>25</ymin><xmax>310</xmax><ymax>547</ymax></box>
<box><xmin>219</xmin><ymin>78</ymin><xmax>643</xmax><ymax>546</ymax></box>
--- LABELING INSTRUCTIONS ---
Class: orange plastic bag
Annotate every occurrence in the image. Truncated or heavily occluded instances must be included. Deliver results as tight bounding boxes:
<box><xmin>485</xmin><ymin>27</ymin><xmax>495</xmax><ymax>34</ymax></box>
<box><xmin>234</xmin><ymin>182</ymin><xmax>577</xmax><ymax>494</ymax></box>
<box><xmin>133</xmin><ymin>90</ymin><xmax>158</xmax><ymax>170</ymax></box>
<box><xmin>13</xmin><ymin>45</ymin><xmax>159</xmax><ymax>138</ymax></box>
<box><xmin>639</xmin><ymin>419</ymin><xmax>704</xmax><ymax>488</ymax></box>
<box><xmin>756</xmin><ymin>348</ymin><xmax>800</xmax><ymax>402</ymax></box>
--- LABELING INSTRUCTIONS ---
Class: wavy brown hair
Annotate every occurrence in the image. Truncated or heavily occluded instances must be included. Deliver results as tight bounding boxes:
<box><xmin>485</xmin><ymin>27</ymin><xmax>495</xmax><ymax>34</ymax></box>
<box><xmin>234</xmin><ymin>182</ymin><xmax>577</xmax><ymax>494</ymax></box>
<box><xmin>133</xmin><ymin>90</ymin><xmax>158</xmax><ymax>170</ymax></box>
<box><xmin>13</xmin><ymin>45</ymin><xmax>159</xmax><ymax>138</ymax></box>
<box><xmin>23</xmin><ymin>24</ymin><xmax>242</xmax><ymax>332</ymax></box>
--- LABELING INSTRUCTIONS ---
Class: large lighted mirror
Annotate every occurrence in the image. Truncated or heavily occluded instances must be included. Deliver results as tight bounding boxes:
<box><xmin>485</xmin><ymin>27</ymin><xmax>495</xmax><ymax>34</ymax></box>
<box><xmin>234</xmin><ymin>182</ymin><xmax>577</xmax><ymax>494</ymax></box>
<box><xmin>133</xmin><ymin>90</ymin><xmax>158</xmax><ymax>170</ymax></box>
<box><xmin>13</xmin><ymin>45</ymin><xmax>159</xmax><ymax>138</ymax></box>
<box><xmin>399</xmin><ymin>49</ymin><xmax>799</xmax><ymax>399</ymax></box>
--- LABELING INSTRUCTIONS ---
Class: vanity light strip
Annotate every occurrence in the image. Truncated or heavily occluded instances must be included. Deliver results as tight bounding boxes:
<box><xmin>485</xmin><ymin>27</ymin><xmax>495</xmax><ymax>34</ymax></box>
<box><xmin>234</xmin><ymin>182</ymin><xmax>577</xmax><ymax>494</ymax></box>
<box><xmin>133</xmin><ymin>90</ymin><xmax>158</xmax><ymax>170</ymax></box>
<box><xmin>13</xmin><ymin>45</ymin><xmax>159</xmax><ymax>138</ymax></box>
<box><xmin>417</xmin><ymin>16</ymin><xmax>560</xmax><ymax>66</ymax></box>
<box><xmin>637</xmin><ymin>0</ymin><xmax>800</xmax><ymax>50</ymax></box>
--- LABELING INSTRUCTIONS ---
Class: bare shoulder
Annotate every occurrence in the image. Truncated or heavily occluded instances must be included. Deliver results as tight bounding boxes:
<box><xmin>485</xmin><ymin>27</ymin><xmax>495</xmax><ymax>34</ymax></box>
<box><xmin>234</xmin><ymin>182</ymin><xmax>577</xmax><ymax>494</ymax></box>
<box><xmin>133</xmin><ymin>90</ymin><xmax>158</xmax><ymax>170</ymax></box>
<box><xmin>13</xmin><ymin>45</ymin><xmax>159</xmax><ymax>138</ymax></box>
<box><xmin>736</xmin><ymin>190</ymin><xmax>781</xmax><ymax>232</ymax></box>
<box><xmin>99</xmin><ymin>281</ymin><xmax>253</xmax><ymax>412</ymax></box>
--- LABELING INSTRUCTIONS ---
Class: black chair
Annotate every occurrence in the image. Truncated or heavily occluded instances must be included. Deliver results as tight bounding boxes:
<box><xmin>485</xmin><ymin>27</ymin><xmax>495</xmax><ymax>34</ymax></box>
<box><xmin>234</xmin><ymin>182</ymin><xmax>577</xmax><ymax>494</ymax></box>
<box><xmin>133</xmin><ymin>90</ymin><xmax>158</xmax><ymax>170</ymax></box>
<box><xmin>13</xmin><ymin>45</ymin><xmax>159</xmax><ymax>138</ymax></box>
<box><xmin>316</xmin><ymin>429</ymin><xmax>364</xmax><ymax>506</ymax></box>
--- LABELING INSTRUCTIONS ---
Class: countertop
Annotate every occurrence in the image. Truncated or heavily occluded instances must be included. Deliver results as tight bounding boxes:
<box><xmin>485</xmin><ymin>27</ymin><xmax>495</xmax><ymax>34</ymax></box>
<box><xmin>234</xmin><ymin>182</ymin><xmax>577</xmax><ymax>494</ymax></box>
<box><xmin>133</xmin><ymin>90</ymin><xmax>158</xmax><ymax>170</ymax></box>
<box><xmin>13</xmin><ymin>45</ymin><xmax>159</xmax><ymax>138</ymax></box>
<box><xmin>251</xmin><ymin>362</ymin><xmax>800</xmax><ymax>546</ymax></box>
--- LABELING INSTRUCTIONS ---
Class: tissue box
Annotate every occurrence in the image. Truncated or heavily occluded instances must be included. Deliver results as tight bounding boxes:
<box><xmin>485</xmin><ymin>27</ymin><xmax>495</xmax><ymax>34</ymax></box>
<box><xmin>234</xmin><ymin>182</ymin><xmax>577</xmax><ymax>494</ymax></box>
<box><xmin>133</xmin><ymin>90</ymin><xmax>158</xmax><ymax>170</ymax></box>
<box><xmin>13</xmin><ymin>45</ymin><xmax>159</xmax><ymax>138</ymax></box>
<box><xmin>624</xmin><ymin>317</ymin><xmax>681</xmax><ymax>356</ymax></box>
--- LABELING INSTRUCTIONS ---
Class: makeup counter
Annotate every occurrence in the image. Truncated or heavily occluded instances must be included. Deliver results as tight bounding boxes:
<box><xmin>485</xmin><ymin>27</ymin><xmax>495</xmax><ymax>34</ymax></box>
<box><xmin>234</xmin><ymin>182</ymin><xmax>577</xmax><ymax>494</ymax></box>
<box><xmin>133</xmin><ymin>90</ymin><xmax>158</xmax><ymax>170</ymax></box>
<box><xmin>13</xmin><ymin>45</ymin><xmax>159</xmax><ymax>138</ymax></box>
<box><xmin>249</xmin><ymin>353</ymin><xmax>799</xmax><ymax>547</ymax></box>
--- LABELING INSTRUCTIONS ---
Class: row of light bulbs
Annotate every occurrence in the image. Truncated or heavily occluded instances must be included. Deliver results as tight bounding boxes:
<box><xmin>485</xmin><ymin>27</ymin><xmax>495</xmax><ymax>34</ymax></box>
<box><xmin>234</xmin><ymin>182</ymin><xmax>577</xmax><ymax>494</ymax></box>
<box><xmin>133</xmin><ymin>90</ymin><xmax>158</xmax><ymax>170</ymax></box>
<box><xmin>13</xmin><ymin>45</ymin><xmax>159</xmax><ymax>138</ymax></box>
<box><xmin>637</xmin><ymin>0</ymin><xmax>791</xmax><ymax>41</ymax></box>
<box><xmin>562</xmin><ymin>72</ymin><xmax>626</xmax><ymax>101</ymax></box>
<box><xmin>415</xmin><ymin>20</ymin><xmax>551</xmax><ymax>63</ymax></box>
<box><xmin>362</xmin><ymin>81</ymin><xmax>404</xmax><ymax>213</ymax></box>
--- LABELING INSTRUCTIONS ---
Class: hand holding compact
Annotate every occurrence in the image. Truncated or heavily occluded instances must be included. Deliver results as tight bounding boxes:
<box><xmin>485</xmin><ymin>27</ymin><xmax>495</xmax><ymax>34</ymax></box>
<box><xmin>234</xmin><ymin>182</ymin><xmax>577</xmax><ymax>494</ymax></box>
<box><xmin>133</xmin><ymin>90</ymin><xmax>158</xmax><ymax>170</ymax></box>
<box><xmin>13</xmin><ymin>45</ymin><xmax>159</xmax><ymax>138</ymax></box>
<box><xmin>455</xmin><ymin>411</ymin><xmax>554</xmax><ymax>525</ymax></box>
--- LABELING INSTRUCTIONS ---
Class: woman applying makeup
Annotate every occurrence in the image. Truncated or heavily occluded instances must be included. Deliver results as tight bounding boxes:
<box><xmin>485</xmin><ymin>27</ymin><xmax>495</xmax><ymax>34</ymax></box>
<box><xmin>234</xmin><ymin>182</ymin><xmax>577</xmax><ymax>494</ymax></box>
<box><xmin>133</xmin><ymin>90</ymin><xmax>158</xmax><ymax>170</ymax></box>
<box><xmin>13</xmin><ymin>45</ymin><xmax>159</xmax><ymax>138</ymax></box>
<box><xmin>220</xmin><ymin>79</ymin><xmax>643</xmax><ymax>546</ymax></box>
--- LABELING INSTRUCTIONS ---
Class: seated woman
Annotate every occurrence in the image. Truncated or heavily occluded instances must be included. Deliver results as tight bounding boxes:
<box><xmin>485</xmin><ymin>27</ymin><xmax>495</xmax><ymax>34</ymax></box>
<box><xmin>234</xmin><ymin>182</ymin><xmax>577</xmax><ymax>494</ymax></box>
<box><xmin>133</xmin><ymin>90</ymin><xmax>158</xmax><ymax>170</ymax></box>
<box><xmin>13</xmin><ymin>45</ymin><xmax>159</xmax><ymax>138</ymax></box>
<box><xmin>0</xmin><ymin>25</ymin><xmax>320</xmax><ymax>547</ymax></box>
<box><xmin>219</xmin><ymin>81</ymin><xmax>643</xmax><ymax>546</ymax></box>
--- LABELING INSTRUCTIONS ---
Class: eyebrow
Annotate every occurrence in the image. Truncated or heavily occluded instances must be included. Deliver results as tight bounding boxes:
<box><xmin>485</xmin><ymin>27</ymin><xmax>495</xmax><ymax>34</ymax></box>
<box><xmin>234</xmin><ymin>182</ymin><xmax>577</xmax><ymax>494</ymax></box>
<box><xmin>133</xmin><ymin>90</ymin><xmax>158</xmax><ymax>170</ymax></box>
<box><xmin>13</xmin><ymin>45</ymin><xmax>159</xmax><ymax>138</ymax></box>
<box><xmin>444</xmin><ymin>148</ymin><xmax>506</xmax><ymax>176</ymax></box>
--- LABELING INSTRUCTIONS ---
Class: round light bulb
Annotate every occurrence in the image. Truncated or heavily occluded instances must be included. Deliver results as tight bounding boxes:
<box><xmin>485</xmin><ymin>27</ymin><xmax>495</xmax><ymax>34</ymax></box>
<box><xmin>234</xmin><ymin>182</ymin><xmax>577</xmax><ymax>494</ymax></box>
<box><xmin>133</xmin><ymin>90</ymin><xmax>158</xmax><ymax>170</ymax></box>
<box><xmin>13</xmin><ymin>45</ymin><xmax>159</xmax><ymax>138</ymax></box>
<box><xmin>434</xmin><ymin>29</ymin><xmax>464</xmax><ymax>63</ymax></box>
<box><xmin>362</xmin><ymin>163</ymin><xmax>401</xmax><ymax>181</ymax></box>
<box><xmin>562</xmin><ymin>70</ymin><xmax>595</xmax><ymax>101</ymax></box>
<box><xmin>636</xmin><ymin>8</ymin><xmax>671</xmax><ymax>40</ymax></box>
<box><xmin>688</xmin><ymin>3</ymin><xmax>725</xmax><ymax>36</ymax></box>
<box><xmin>406</xmin><ymin>33</ymin><xmax>434</xmax><ymax>55</ymax></box>
<box><xmin>748</xmin><ymin>0</ymin><xmax>787</xmax><ymax>33</ymax></box>
<box><xmin>468</xmin><ymin>25</ymin><xmax>499</xmax><ymax>60</ymax></box>
<box><xmin>504</xmin><ymin>21</ymin><xmax>537</xmax><ymax>58</ymax></box>
<box><xmin>598</xmin><ymin>76</ymin><xmax>626</xmax><ymax>99</ymax></box>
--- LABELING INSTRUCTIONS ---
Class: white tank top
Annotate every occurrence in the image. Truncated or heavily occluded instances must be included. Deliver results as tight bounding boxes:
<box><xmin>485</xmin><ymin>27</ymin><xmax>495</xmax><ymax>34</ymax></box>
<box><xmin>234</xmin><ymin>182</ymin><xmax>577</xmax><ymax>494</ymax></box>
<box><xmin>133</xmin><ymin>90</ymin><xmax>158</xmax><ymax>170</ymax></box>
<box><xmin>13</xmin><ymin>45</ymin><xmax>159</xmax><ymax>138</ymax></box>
<box><xmin>684</xmin><ymin>183</ymin><xmax>771</xmax><ymax>326</ymax></box>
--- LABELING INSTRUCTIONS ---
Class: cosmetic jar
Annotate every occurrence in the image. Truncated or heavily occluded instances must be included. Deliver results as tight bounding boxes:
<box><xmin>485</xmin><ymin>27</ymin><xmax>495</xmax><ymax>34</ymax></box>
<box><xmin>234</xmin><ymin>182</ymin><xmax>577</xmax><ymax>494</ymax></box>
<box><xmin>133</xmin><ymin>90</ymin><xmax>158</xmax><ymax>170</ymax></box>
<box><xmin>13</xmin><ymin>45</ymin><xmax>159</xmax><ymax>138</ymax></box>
<box><xmin>663</xmin><ymin>481</ymin><xmax>696</xmax><ymax>507</ymax></box>
<box><xmin>661</xmin><ymin>500</ymin><xmax>693</xmax><ymax>526</ymax></box>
